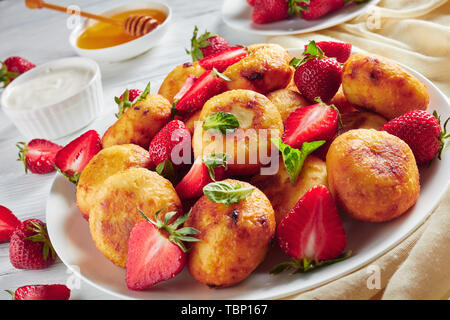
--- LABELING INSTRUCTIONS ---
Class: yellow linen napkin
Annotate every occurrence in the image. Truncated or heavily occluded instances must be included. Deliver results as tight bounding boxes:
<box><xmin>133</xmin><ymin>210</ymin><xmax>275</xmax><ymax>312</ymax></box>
<box><xmin>269</xmin><ymin>0</ymin><xmax>450</xmax><ymax>300</ymax></box>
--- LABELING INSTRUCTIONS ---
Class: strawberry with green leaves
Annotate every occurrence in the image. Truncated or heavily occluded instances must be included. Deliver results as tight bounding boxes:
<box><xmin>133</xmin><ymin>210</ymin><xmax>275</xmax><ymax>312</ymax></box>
<box><xmin>186</xmin><ymin>26</ymin><xmax>230</xmax><ymax>61</ymax></box>
<box><xmin>126</xmin><ymin>209</ymin><xmax>200</xmax><ymax>290</ymax></box>
<box><xmin>54</xmin><ymin>130</ymin><xmax>102</xmax><ymax>184</ymax></box>
<box><xmin>9</xmin><ymin>219</ymin><xmax>56</xmax><ymax>270</ymax></box>
<box><xmin>6</xmin><ymin>284</ymin><xmax>70</xmax><ymax>300</ymax></box>
<box><xmin>0</xmin><ymin>56</ymin><xmax>35</xmax><ymax>87</ymax></box>
<box><xmin>114</xmin><ymin>82</ymin><xmax>150</xmax><ymax>118</ymax></box>
<box><xmin>16</xmin><ymin>139</ymin><xmax>62</xmax><ymax>174</ymax></box>
<box><xmin>290</xmin><ymin>0</ymin><xmax>370</xmax><ymax>20</ymax></box>
<box><xmin>291</xmin><ymin>40</ymin><xmax>343</xmax><ymax>103</ymax></box>
<box><xmin>271</xmin><ymin>185</ymin><xmax>350</xmax><ymax>274</ymax></box>
<box><xmin>304</xmin><ymin>41</ymin><xmax>352</xmax><ymax>63</ymax></box>
<box><xmin>381</xmin><ymin>110</ymin><xmax>450</xmax><ymax>165</ymax></box>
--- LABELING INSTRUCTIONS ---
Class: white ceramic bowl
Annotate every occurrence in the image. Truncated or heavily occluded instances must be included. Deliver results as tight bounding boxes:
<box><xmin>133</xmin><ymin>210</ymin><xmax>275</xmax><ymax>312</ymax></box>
<box><xmin>1</xmin><ymin>57</ymin><xmax>103</xmax><ymax>140</ymax></box>
<box><xmin>69</xmin><ymin>1</ymin><xmax>172</xmax><ymax>62</ymax></box>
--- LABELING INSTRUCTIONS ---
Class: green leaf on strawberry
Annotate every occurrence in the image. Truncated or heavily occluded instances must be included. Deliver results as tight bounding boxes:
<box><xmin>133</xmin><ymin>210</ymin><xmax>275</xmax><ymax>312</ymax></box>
<box><xmin>24</xmin><ymin>220</ymin><xmax>55</xmax><ymax>261</ymax></box>
<box><xmin>203</xmin><ymin>112</ymin><xmax>240</xmax><ymax>134</ymax></box>
<box><xmin>270</xmin><ymin>251</ymin><xmax>352</xmax><ymax>275</ymax></box>
<box><xmin>203</xmin><ymin>181</ymin><xmax>254</xmax><ymax>206</ymax></box>
<box><xmin>202</xmin><ymin>153</ymin><xmax>230</xmax><ymax>181</ymax></box>
<box><xmin>115</xmin><ymin>82</ymin><xmax>151</xmax><ymax>118</ymax></box>
<box><xmin>290</xmin><ymin>40</ymin><xmax>325</xmax><ymax>68</ymax></box>
<box><xmin>433</xmin><ymin>110</ymin><xmax>450</xmax><ymax>160</ymax></box>
<box><xmin>185</xmin><ymin>26</ymin><xmax>218</xmax><ymax>62</ymax></box>
<box><xmin>272</xmin><ymin>138</ymin><xmax>326</xmax><ymax>186</ymax></box>
<box><xmin>138</xmin><ymin>208</ymin><xmax>200</xmax><ymax>253</ymax></box>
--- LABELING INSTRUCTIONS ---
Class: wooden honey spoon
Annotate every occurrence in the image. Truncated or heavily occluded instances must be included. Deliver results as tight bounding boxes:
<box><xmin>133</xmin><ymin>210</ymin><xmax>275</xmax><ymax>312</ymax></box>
<box><xmin>25</xmin><ymin>0</ymin><xmax>159</xmax><ymax>37</ymax></box>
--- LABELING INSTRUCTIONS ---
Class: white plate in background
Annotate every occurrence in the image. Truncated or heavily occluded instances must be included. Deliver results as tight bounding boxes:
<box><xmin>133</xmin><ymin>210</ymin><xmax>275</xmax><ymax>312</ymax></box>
<box><xmin>222</xmin><ymin>0</ymin><xmax>380</xmax><ymax>36</ymax></box>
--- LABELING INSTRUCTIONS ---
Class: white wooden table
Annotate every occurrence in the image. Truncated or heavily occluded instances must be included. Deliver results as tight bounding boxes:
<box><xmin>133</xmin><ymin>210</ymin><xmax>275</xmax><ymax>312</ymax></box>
<box><xmin>0</xmin><ymin>0</ymin><xmax>266</xmax><ymax>300</ymax></box>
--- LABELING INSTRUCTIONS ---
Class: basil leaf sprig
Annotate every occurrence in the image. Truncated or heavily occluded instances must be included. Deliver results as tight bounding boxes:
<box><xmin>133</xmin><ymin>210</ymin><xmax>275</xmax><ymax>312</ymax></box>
<box><xmin>202</xmin><ymin>153</ymin><xmax>230</xmax><ymax>181</ymax></box>
<box><xmin>272</xmin><ymin>138</ymin><xmax>325</xmax><ymax>186</ymax></box>
<box><xmin>203</xmin><ymin>112</ymin><xmax>239</xmax><ymax>134</ymax></box>
<box><xmin>203</xmin><ymin>181</ymin><xmax>254</xmax><ymax>206</ymax></box>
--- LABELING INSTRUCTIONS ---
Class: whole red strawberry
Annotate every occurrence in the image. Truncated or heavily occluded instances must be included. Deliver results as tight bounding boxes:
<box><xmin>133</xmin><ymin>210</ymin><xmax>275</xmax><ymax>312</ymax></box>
<box><xmin>271</xmin><ymin>185</ymin><xmax>350</xmax><ymax>274</ymax></box>
<box><xmin>9</xmin><ymin>219</ymin><xmax>56</xmax><ymax>270</ymax></box>
<box><xmin>0</xmin><ymin>56</ymin><xmax>35</xmax><ymax>87</ymax></box>
<box><xmin>292</xmin><ymin>40</ymin><xmax>343</xmax><ymax>103</ymax></box>
<box><xmin>126</xmin><ymin>210</ymin><xmax>199</xmax><ymax>290</ymax></box>
<box><xmin>0</xmin><ymin>205</ymin><xmax>21</xmax><ymax>243</ymax></box>
<box><xmin>7</xmin><ymin>284</ymin><xmax>70</xmax><ymax>300</ymax></box>
<box><xmin>149</xmin><ymin>120</ymin><xmax>192</xmax><ymax>169</ymax></box>
<box><xmin>304</xmin><ymin>41</ymin><xmax>352</xmax><ymax>63</ymax></box>
<box><xmin>295</xmin><ymin>0</ymin><xmax>345</xmax><ymax>20</ymax></box>
<box><xmin>381</xmin><ymin>110</ymin><xmax>450</xmax><ymax>165</ymax></box>
<box><xmin>16</xmin><ymin>139</ymin><xmax>63</xmax><ymax>174</ymax></box>
<box><xmin>283</xmin><ymin>100</ymin><xmax>339</xmax><ymax>149</ymax></box>
<box><xmin>186</xmin><ymin>26</ymin><xmax>230</xmax><ymax>61</ymax></box>
<box><xmin>252</xmin><ymin>0</ymin><xmax>289</xmax><ymax>24</ymax></box>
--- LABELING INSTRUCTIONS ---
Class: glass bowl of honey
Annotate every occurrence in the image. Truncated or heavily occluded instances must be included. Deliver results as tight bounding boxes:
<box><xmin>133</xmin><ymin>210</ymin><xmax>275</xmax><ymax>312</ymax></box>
<box><xmin>69</xmin><ymin>1</ymin><xmax>171</xmax><ymax>62</ymax></box>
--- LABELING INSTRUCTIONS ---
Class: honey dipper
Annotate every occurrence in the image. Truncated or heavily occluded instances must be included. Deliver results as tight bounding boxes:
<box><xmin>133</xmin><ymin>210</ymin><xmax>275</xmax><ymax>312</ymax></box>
<box><xmin>25</xmin><ymin>0</ymin><xmax>159</xmax><ymax>37</ymax></box>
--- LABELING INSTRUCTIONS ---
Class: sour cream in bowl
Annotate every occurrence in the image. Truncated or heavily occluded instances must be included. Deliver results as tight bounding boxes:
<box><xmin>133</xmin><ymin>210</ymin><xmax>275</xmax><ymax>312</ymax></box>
<box><xmin>1</xmin><ymin>57</ymin><xmax>103</xmax><ymax>139</ymax></box>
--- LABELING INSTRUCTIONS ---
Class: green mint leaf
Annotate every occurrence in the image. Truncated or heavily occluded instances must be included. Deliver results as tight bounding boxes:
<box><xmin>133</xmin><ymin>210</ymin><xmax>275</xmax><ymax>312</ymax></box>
<box><xmin>212</xmin><ymin>68</ymin><xmax>232</xmax><ymax>81</ymax></box>
<box><xmin>272</xmin><ymin>138</ymin><xmax>326</xmax><ymax>186</ymax></box>
<box><xmin>155</xmin><ymin>158</ymin><xmax>175</xmax><ymax>183</ymax></box>
<box><xmin>203</xmin><ymin>112</ymin><xmax>239</xmax><ymax>134</ymax></box>
<box><xmin>202</xmin><ymin>153</ymin><xmax>230</xmax><ymax>181</ymax></box>
<box><xmin>203</xmin><ymin>181</ymin><xmax>254</xmax><ymax>206</ymax></box>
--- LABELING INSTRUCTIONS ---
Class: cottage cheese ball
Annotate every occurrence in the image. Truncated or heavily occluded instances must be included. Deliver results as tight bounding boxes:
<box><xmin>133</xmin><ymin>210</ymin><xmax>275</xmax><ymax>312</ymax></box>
<box><xmin>326</xmin><ymin>129</ymin><xmax>420</xmax><ymax>222</ymax></box>
<box><xmin>89</xmin><ymin>168</ymin><xmax>182</xmax><ymax>268</ymax></box>
<box><xmin>185</xmin><ymin>179</ymin><xmax>276</xmax><ymax>288</ymax></box>
<box><xmin>192</xmin><ymin>89</ymin><xmax>284</xmax><ymax>175</ymax></box>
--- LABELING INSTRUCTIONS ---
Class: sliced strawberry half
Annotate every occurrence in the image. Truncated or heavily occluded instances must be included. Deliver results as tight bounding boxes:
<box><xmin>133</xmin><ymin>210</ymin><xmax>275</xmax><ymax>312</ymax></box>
<box><xmin>175</xmin><ymin>69</ymin><xmax>229</xmax><ymax>113</ymax></box>
<box><xmin>7</xmin><ymin>284</ymin><xmax>70</xmax><ymax>300</ymax></box>
<box><xmin>54</xmin><ymin>130</ymin><xmax>102</xmax><ymax>184</ymax></box>
<box><xmin>16</xmin><ymin>139</ymin><xmax>62</xmax><ymax>174</ymax></box>
<box><xmin>198</xmin><ymin>46</ymin><xmax>248</xmax><ymax>72</ymax></box>
<box><xmin>174</xmin><ymin>75</ymin><xmax>198</xmax><ymax>102</ymax></box>
<box><xmin>282</xmin><ymin>101</ymin><xmax>339</xmax><ymax>149</ymax></box>
<box><xmin>271</xmin><ymin>185</ymin><xmax>349</xmax><ymax>274</ymax></box>
<box><xmin>175</xmin><ymin>155</ymin><xmax>228</xmax><ymax>200</ymax></box>
<box><xmin>304</xmin><ymin>41</ymin><xmax>352</xmax><ymax>63</ymax></box>
<box><xmin>0</xmin><ymin>205</ymin><xmax>21</xmax><ymax>243</ymax></box>
<box><xmin>126</xmin><ymin>210</ymin><xmax>199</xmax><ymax>290</ymax></box>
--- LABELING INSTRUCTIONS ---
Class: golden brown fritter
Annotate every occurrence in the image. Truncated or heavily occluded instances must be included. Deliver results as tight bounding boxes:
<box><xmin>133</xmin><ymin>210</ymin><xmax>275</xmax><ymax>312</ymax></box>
<box><xmin>192</xmin><ymin>89</ymin><xmax>284</xmax><ymax>175</ymax></box>
<box><xmin>251</xmin><ymin>155</ymin><xmax>327</xmax><ymax>224</ymax></box>
<box><xmin>223</xmin><ymin>44</ymin><xmax>292</xmax><ymax>94</ymax></box>
<box><xmin>102</xmin><ymin>94</ymin><xmax>171</xmax><ymax>149</ymax></box>
<box><xmin>158</xmin><ymin>62</ymin><xmax>206</xmax><ymax>103</ymax></box>
<box><xmin>185</xmin><ymin>179</ymin><xmax>276</xmax><ymax>288</ymax></box>
<box><xmin>341</xmin><ymin>111</ymin><xmax>387</xmax><ymax>133</ymax></box>
<box><xmin>76</xmin><ymin>144</ymin><xmax>151</xmax><ymax>220</ymax></box>
<box><xmin>266</xmin><ymin>89</ymin><xmax>309</xmax><ymax>124</ymax></box>
<box><xmin>342</xmin><ymin>53</ymin><xmax>429</xmax><ymax>119</ymax></box>
<box><xmin>326</xmin><ymin>129</ymin><xmax>420</xmax><ymax>222</ymax></box>
<box><xmin>89</xmin><ymin>168</ymin><xmax>182</xmax><ymax>268</ymax></box>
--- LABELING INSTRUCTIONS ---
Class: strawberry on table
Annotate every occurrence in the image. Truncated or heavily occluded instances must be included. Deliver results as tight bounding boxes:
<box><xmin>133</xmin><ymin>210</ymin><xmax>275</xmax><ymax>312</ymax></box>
<box><xmin>0</xmin><ymin>205</ymin><xmax>21</xmax><ymax>243</ymax></box>
<box><xmin>149</xmin><ymin>120</ymin><xmax>192</xmax><ymax>171</ymax></box>
<box><xmin>304</xmin><ymin>41</ymin><xmax>352</xmax><ymax>63</ymax></box>
<box><xmin>186</xmin><ymin>26</ymin><xmax>230</xmax><ymax>61</ymax></box>
<box><xmin>9</xmin><ymin>219</ymin><xmax>56</xmax><ymax>270</ymax></box>
<box><xmin>174</xmin><ymin>68</ymin><xmax>230</xmax><ymax>113</ymax></box>
<box><xmin>198</xmin><ymin>46</ymin><xmax>248</xmax><ymax>72</ymax></box>
<box><xmin>0</xmin><ymin>56</ymin><xmax>35</xmax><ymax>87</ymax></box>
<box><xmin>282</xmin><ymin>99</ymin><xmax>339</xmax><ymax>149</ymax></box>
<box><xmin>175</xmin><ymin>154</ymin><xmax>229</xmax><ymax>200</ymax></box>
<box><xmin>381</xmin><ymin>110</ymin><xmax>450</xmax><ymax>165</ymax></box>
<box><xmin>292</xmin><ymin>0</ymin><xmax>346</xmax><ymax>20</ymax></box>
<box><xmin>126</xmin><ymin>209</ymin><xmax>199</xmax><ymax>290</ymax></box>
<box><xmin>252</xmin><ymin>0</ymin><xmax>289</xmax><ymax>24</ymax></box>
<box><xmin>291</xmin><ymin>40</ymin><xmax>343</xmax><ymax>103</ymax></box>
<box><xmin>16</xmin><ymin>139</ymin><xmax>63</xmax><ymax>174</ymax></box>
<box><xmin>271</xmin><ymin>185</ymin><xmax>350</xmax><ymax>274</ymax></box>
<box><xmin>54</xmin><ymin>130</ymin><xmax>102</xmax><ymax>184</ymax></box>
<box><xmin>6</xmin><ymin>284</ymin><xmax>70</xmax><ymax>300</ymax></box>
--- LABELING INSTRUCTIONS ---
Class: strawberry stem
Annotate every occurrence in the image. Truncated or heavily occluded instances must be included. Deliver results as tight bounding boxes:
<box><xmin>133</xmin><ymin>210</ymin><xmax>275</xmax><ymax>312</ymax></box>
<box><xmin>16</xmin><ymin>142</ymin><xmax>28</xmax><ymax>174</ymax></box>
<box><xmin>24</xmin><ymin>221</ymin><xmax>56</xmax><ymax>261</ymax></box>
<box><xmin>5</xmin><ymin>290</ymin><xmax>15</xmax><ymax>300</ymax></box>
